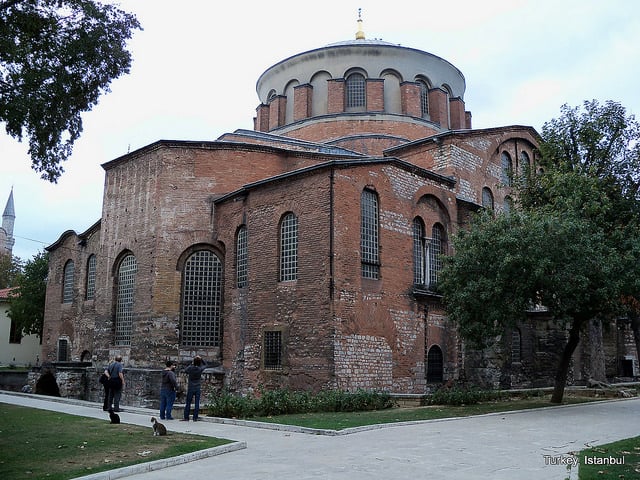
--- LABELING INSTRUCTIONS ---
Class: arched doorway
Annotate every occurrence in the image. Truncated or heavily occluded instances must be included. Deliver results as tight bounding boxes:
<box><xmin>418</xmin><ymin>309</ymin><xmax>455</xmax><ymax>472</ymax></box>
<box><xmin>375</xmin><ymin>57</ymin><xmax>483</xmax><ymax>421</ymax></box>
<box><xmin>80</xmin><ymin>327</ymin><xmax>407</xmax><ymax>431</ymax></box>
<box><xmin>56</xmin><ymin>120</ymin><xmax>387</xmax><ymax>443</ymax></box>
<box><xmin>426</xmin><ymin>345</ymin><xmax>444</xmax><ymax>383</ymax></box>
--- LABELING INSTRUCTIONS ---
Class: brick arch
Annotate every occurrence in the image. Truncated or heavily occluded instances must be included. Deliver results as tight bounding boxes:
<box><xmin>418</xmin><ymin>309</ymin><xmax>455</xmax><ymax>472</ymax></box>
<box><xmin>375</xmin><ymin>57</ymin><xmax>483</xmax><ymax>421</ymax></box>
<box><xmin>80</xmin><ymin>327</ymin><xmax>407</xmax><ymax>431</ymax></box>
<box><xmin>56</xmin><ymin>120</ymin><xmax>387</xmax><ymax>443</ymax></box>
<box><xmin>175</xmin><ymin>243</ymin><xmax>224</xmax><ymax>272</ymax></box>
<box><xmin>110</xmin><ymin>249</ymin><xmax>135</xmax><ymax>277</ymax></box>
<box><xmin>416</xmin><ymin>193</ymin><xmax>451</xmax><ymax>226</ymax></box>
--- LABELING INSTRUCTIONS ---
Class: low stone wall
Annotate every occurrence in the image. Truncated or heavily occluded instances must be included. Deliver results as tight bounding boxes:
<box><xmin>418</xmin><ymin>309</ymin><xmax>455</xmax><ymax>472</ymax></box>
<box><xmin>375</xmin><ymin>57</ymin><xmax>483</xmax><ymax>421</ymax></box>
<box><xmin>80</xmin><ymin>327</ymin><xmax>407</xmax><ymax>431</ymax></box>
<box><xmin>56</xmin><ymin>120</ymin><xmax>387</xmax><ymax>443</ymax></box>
<box><xmin>0</xmin><ymin>370</ymin><xmax>29</xmax><ymax>392</ymax></box>
<box><xmin>25</xmin><ymin>363</ymin><xmax>225</xmax><ymax>409</ymax></box>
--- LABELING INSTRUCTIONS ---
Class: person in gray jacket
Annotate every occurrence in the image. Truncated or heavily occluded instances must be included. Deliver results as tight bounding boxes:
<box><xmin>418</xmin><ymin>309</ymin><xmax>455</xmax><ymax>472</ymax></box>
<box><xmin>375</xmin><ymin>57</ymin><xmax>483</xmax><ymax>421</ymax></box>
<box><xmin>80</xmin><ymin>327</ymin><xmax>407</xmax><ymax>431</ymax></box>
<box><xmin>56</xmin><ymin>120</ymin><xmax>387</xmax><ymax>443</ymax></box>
<box><xmin>181</xmin><ymin>356</ymin><xmax>207</xmax><ymax>421</ymax></box>
<box><xmin>159</xmin><ymin>360</ymin><xmax>177</xmax><ymax>420</ymax></box>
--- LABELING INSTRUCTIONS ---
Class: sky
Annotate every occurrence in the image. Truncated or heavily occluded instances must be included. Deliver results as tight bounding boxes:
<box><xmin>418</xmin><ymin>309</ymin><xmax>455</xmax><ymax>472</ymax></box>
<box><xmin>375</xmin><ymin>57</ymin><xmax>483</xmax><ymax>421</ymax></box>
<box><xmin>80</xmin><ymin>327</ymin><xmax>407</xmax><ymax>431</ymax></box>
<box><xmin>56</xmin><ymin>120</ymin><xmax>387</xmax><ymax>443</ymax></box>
<box><xmin>2</xmin><ymin>0</ymin><xmax>640</xmax><ymax>261</ymax></box>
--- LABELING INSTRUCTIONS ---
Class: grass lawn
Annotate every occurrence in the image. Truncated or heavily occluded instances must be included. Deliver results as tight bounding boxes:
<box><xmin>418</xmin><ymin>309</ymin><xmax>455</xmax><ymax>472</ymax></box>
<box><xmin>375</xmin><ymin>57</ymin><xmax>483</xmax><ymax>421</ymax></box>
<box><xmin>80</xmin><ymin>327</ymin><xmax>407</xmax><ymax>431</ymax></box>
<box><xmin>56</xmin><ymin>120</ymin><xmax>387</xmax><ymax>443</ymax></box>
<box><xmin>578</xmin><ymin>436</ymin><xmax>640</xmax><ymax>479</ymax></box>
<box><xmin>0</xmin><ymin>404</ymin><xmax>233</xmax><ymax>480</ymax></box>
<box><xmin>248</xmin><ymin>393</ymin><xmax>598</xmax><ymax>430</ymax></box>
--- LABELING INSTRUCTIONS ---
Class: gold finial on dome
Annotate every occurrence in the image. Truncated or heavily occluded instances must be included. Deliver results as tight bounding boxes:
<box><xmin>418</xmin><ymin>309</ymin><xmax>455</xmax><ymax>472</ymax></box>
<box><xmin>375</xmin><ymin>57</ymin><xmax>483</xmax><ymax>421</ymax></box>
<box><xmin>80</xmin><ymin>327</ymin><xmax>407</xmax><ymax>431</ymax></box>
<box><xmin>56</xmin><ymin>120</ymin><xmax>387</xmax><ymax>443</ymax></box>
<box><xmin>355</xmin><ymin>8</ymin><xmax>365</xmax><ymax>40</ymax></box>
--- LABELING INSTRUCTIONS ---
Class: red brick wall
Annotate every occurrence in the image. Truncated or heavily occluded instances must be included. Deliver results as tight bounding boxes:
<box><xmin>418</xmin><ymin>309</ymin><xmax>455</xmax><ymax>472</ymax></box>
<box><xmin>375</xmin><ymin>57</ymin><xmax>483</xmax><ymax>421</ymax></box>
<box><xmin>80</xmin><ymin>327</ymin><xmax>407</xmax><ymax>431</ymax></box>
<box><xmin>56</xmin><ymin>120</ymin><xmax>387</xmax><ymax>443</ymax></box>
<box><xmin>401</xmin><ymin>82</ymin><xmax>422</xmax><ymax>118</ymax></box>
<box><xmin>279</xmin><ymin>118</ymin><xmax>440</xmax><ymax>155</ymax></box>
<box><xmin>327</xmin><ymin>79</ymin><xmax>345</xmax><ymax>114</ymax></box>
<box><xmin>366</xmin><ymin>79</ymin><xmax>385</xmax><ymax>112</ymax></box>
<box><xmin>293</xmin><ymin>84</ymin><xmax>312</xmax><ymax>121</ymax></box>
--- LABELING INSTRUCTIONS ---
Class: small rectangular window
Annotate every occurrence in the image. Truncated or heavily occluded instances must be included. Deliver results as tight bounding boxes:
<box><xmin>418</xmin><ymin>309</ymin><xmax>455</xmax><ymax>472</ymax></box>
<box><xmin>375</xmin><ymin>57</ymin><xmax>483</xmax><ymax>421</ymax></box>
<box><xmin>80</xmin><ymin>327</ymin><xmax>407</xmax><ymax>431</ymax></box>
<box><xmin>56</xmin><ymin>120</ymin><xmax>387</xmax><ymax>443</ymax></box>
<box><xmin>58</xmin><ymin>338</ymin><xmax>69</xmax><ymax>361</ymax></box>
<box><xmin>264</xmin><ymin>331</ymin><xmax>283</xmax><ymax>370</ymax></box>
<box><xmin>9</xmin><ymin>319</ymin><xmax>22</xmax><ymax>344</ymax></box>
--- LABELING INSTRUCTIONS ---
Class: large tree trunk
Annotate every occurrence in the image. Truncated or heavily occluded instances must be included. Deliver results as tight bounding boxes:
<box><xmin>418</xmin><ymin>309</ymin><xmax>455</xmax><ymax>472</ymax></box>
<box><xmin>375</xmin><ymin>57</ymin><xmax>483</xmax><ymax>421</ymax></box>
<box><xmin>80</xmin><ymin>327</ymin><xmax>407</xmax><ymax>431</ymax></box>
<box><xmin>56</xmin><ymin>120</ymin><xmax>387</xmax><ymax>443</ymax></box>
<box><xmin>550</xmin><ymin>320</ymin><xmax>582</xmax><ymax>404</ymax></box>
<box><xmin>629</xmin><ymin>313</ymin><xmax>640</xmax><ymax>370</ymax></box>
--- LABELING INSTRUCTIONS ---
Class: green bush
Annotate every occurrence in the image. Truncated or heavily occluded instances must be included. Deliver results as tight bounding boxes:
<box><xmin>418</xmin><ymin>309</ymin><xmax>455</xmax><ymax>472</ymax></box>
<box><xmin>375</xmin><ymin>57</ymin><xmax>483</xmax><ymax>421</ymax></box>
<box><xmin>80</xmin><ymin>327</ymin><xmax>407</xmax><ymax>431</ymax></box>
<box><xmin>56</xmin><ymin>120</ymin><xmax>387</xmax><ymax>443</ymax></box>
<box><xmin>205</xmin><ymin>388</ymin><xmax>394</xmax><ymax>418</ymax></box>
<box><xmin>427</xmin><ymin>387</ymin><xmax>504</xmax><ymax>406</ymax></box>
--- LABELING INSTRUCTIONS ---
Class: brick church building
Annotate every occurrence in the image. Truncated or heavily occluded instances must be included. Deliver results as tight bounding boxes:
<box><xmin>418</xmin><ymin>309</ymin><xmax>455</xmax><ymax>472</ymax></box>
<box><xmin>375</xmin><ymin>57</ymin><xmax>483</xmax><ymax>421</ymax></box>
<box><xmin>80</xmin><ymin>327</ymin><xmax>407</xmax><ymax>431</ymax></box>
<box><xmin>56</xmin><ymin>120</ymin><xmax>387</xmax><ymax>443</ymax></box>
<box><xmin>40</xmin><ymin>20</ymin><xmax>636</xmax><ymax>405</ymax></box>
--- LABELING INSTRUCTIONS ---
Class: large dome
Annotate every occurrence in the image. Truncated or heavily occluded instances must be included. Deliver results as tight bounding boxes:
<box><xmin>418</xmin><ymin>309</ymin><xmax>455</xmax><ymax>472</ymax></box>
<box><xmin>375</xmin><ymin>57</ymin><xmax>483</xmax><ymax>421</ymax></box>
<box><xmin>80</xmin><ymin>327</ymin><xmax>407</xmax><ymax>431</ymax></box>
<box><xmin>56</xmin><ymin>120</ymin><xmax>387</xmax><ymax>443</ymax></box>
<box><xmin>253</xmin><ymin>31</ymin><xmax>471</xmax><ymax>155</ymax></box>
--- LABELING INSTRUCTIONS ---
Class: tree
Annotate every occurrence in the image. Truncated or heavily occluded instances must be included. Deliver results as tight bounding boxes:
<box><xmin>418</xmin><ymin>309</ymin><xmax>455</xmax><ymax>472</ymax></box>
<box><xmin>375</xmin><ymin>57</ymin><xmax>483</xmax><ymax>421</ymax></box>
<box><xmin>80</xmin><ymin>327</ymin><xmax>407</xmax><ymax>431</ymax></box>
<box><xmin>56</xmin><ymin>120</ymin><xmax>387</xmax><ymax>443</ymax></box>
<box><xmin>531</xmin><ymin>100</ymin><xmax>640</xmax><ymax>380</ymax></box>
<box><xmin>439</xmin><ymin>208</ymin><xmax>624</xmax><ymax>403</ymax></box>
<box><xmin>440</xmin><ymin>100</ymin><xmax>640</xmax><ymax>404</ymax></box>
<box><xmin>0</xmin><ymin>252</ymin><xmax>22</xmax><ymax>288</ymax></box>
<box><xmin>8</xmin><ymin>251</ymin><xmax>48</xmax><ymax>338</ymax></box>
<box><xmin>0</xmin><ymin>0</ymin><xmax>141</xmax><ymax>182</ymax></box>
<box><xmin>537</xmin><ymin>100</ymin><xmax>640</xmax><ymax>197</ymax></box>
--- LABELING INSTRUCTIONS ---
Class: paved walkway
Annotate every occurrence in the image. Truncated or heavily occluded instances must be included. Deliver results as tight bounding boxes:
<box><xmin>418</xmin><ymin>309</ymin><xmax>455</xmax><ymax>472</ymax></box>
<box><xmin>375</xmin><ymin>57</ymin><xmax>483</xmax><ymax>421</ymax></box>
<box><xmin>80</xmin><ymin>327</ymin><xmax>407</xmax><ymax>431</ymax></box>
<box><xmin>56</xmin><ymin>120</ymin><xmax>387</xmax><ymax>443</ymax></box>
<box><xmin>1</xmin><ymin>391</ymin><xmax>639</xmax><ymax>480</ymax></box>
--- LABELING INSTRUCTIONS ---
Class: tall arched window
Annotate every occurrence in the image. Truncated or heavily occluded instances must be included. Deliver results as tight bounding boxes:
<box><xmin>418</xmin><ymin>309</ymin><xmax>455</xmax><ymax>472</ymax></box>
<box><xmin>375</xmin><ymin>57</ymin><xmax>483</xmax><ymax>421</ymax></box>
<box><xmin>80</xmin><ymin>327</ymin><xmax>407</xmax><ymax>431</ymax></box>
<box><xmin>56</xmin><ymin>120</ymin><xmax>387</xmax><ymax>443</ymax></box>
<box><xmin>345</xmin><ymin>72</ymin><xmax>366</xmax><ymax>110</ymax></box>
<box><xmin>236</xmin><ymin>226</ymin><xmax>248</xmax><ymax>288</ymax></box>
<box><xmin>482</xmin><ymin>187</ymin><xmax>494</xmax><ymax>210</ymax></box>
<box><xmin>115</xmin><ymin>254</ymin><xmax>137</xmax><ymax>346</ymax></box>
<box><xmin>279</xmin><ymin>213</ymin><xmax>298</xmax><ymax>281</ymax></box>
<box><xmin>501</xmin><ymin>152</ymin><xmax>513</xmax><ymax>186</ymax></box>
<box><xmin>181</xmin><ymin>250</ymin><xmax>223</xmax><ymax>347</ymax></box>
<box><xmin>417</xmin><ymin>79</ymin><xmax>430</xmax><ymax>117</ymax></box>
<box><xmin>86</xmin><ymin>254</ymin><xmax>96</xmax><ymax>300</ymax></box>
<box><xmin>62</xmin><ymin>260</ymin><xmax>74</xmax><ymax>303</ymax></box>
<box><xmin>519</xmin><ymin>151</ymin><xmax>530</xmax><ymax>173</ymax></box>
<box><xmin>413</xmin><ymin>218</ymin><xmax>426</xmax><ymax>285</ymax></box>
<box><xmin>429</xmin><ymin>224</ymin><xmax>445</xmax><ymax>289</ymax></box>
<box><xmin>361</xmin><ymin>189</ymin><xmax>379</xmax><ymax>279</ymax></box>
<box><xmin>504</xmin><ymin>196</ymin><xmax>513</xmax><ymax>215</ymax></box>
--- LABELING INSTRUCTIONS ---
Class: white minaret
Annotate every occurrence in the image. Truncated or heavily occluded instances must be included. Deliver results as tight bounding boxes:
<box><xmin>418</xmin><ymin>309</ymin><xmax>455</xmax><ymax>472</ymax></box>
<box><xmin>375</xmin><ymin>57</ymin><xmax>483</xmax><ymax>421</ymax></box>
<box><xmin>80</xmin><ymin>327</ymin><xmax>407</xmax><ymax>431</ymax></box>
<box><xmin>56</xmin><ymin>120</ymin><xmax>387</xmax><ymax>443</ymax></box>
<box><xmin>1</xmin><ymin>188</ymin><xmax>15</xmax><ymax>255</ymax></box>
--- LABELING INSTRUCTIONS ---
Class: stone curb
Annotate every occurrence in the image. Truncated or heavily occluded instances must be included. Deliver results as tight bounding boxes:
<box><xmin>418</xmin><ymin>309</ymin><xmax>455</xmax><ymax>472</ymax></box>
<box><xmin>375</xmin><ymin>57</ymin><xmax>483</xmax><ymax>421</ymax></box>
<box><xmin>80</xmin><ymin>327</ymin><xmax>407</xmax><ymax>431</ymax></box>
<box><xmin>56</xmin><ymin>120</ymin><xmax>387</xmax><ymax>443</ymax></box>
<box><xmin>70</xmin><ymin>441</ymin><xmax>247</xmax><ymax>480</ymax></box>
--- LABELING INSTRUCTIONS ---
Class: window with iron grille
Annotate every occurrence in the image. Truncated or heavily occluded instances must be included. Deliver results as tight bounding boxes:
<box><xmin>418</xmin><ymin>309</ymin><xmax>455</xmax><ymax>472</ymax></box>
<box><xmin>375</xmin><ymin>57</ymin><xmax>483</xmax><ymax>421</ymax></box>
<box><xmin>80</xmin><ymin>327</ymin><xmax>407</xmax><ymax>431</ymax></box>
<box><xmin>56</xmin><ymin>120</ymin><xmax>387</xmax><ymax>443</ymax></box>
<box><xmin>418</xmin><ymin>80</ymin><xmax>429</xmax><ymax>117</ymax></box>
<box><xmin>501</xmin><ymin>152</ymin><xmax>513</xmax><ymax>186</ymax></box>
<box><xmin>361</xmin><ymin>189</ymin><xmax>379</xmax><ymax>279</ymax></box>
<box><xmin>181</xmin><ymin>250</ymin><xmax>223</xmax><ymax>347</ymax></box>
<box><xmin>115</xmin><ymin>254</ymin><xmax>137</xmax><ymax>346</ymax></box>
<box><xmin>482</xmin><ymin>187</ymin><xmax>494</xmax><ymax>210</ymax></box>
<box><xmin>279</xmin><ymin>213</ymin><xmax>298</xmax><ymax>282</ymax></box>
<box><xmin>62</xmin><ymin>260</ymin><xmax>74</xmax><ymax>303</ymax></box>
<box><xmin>264</xmin><ymin>330</ymin><xmax>282</xmax><ymax>370</ymax></box>
<box><xmin>512</xmin><ymin>329</ymin><xmax>522</xmax><ymax>364</ymax></box>
<box><xmin>86</xmin><ymin>254</ymin><xmax>96</xmax><ymax>300</ymax></box>
<box><xmin>413</xmin><ymin>218</ymin><xmax>426</xmax><ymax>285</ymax></box>
<box><xmin>428</xmin><ymin>224</ymin><xmax>445</xmax><ymax>289</ymax></box>
<box><xmin>345</xmin><ymin>73</ymin><xmax>366</xmax><ymax>109</ymax></box>
<box><xmin>519</xmin><ymin>150</ymin><xmax>530</xmax><ymax>173</ymax></box>
<box><xmin>236</xmin><ymin>227</ymin><xmax>248</xmax><ymax>288</ymax></box>
<box><xmin>58</xmin><ymin>338</ymin><xmax>69</xmax><ymax>361</ymax></box>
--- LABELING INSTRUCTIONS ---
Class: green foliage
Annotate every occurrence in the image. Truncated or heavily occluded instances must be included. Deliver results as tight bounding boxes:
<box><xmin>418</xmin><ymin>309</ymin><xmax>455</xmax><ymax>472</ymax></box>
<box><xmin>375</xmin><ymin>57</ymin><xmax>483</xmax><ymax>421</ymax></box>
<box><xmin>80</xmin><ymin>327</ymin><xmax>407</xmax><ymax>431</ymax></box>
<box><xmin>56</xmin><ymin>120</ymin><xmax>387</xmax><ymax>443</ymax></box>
<box><xmin>440</xmin><ymin>209</ymin><xmax>622</xmax><ymax>348</ymax></box>
<box><xmin>205</xmin><ymin>388</ymin><xmax>394</xmax><ymax>419</ymax></box>
<box><xmin>427</xmin><ymin>387</ymin><xmax>505</xmax><ymax>406</ymax></box>
<box><xmin>0</xmin><ymin>0</ymin><xmax>141</xmax><ymax>182</ymax></box>
<box><xmin>8</xmin><ymin>251</ymin><xmax>48</xmax><ymax>337</ymax></box>
<box><xmin>0</xmin><ymin>253</ymin><xmax>22</xmax><ymax>288</ymax></box>
<box><xmin>538</xmin><ymin>100</ymin><xmax>640</xmax><ymax>197</ymax></box>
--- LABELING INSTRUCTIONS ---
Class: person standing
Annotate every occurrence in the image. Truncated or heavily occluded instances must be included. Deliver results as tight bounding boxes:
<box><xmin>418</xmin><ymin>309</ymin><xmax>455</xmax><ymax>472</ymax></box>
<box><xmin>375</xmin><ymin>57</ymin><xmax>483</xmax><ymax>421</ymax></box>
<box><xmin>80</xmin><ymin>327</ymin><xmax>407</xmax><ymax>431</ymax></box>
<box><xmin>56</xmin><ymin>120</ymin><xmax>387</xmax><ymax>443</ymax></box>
<box><xmin>159</xmin><ymin>360</ymin><xmax>177</xmax><ymax>420</ymax></box>
<box><xmin>181</xmin><ymin>356</ymin><xmax>207</xmax><ymax>421</ymax></box>
<box><xmin>105</xmin><ymin>355</ymin><xmax>125</xmax><ymax>412</ymax></box>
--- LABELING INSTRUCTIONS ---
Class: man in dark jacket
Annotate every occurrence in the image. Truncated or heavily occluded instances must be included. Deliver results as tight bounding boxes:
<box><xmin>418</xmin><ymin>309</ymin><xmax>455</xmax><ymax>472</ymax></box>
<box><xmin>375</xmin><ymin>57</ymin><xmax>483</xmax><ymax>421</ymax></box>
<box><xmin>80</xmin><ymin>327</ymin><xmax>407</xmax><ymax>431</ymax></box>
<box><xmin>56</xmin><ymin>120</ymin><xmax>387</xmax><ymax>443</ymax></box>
<box><xmin>159</xmin><ymin>360</ymin><xmax>177</xmax><ymax>420</ymax></box>
<box><xmin>181</xmin><ymin>356</ymin><xmax>207</xmax><ymax>421</ymax></box>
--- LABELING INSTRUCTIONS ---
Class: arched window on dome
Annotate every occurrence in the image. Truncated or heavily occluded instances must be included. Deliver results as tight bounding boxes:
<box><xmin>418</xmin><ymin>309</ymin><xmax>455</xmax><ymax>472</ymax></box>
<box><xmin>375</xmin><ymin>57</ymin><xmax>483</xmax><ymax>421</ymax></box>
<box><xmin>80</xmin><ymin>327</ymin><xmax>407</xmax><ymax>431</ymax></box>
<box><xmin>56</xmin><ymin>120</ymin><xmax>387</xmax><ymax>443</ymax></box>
<box><xmin>442</xmin><ymin>84</ymin><xmax>453</xmax><ymax>128</ymax></box>
<box><xmin>345</xmin><ymin>72</ymin><xmax>366</xmax><ymax>111</ymax></box>
<box><xmin>416</xmin><ymin>78</ymin><xmax>430</xmax><ymax>118</ymax></box>
<box><xmin>267</xmin><ymin>90</ymin><xmax>277</xmax><ymax>104</ymax></box>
